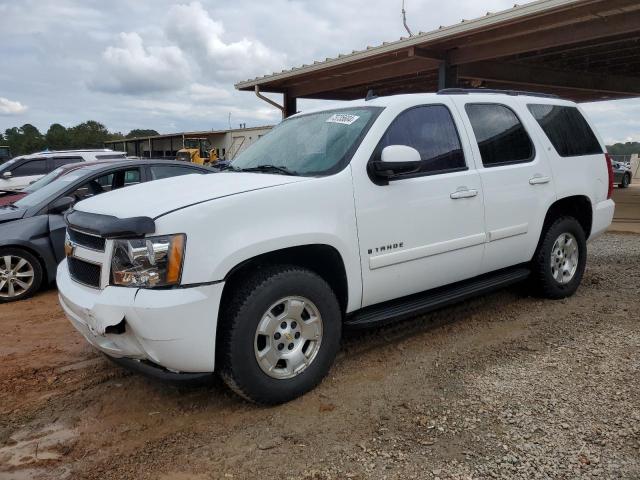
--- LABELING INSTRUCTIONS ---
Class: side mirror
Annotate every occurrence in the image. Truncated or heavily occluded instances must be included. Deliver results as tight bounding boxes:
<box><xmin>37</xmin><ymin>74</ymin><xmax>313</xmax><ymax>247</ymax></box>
<box><xmin>2</xmin><ymin>171</ymin><xmax>12</xmax><ymax>179</ymax></box>
<box><xmin>49</xmin><ymin>196</ymin><xmax>75</xmax><ymax>214</ymax></box>
<box><xmin>370</xmin><ymin>145</ymin><xmax>421</xmax><ymax>181</ymax></box>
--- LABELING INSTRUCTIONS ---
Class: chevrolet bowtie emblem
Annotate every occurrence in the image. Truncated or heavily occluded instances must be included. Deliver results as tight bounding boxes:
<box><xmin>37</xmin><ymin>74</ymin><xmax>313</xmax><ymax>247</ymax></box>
<box><xmin>64</xmin><ymin>240</ymin><xmax>75</xmax><ymax>257</ymax></box>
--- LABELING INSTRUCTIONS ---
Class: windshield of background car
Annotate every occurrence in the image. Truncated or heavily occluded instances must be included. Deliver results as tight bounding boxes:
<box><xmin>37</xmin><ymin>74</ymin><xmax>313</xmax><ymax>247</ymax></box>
<box><xmin>231</xmin><ymin>107</ymin><xmax>382</xmax><ymax>176</ymax></box>
<box><xmin>12</xmin><ymin>170</ymin><xmax>86</xmax><ymax>209</ymax></box>
<box><xmin>22</xmin><ymin>167</ymin><xmax>67</xmax><ymax>193</ymax></box>
<box><xmin>0</xmin><ymin>159</ymin><xmax>17</xmax><ymax>173</ymax></box>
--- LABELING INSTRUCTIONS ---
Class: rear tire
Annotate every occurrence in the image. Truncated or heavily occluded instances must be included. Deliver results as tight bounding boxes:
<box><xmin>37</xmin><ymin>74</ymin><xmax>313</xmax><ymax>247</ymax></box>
<box><xmin>0</xmin><ymin>247</ymin><xmax>43</xmax><ymax>303</ymax></box>
<box><xmin>530</xmin><ymin>217</ymin><xmax>586</xmax><ymax>299</ymax></box>
<box><xmin>218</xmin><ymin>265</ymin><xmax>342</xmax><ymax>405</ymax></box>
<box><xmin>620</xmin><ymin>173</ymin><xmax>630</xmax><ymax>188</ymax></box>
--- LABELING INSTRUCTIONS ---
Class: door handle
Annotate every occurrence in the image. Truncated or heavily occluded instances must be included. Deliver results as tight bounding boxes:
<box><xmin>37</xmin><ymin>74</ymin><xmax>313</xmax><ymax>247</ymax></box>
<box><xmin>450</xmin><ymin>188</ymin><xmax>478</xmax><ymax>199</ymax></box>
<box><xmin>529</xmin><ymin>175</ymin><xmax>551</xmax><ymax>185</ymax></box>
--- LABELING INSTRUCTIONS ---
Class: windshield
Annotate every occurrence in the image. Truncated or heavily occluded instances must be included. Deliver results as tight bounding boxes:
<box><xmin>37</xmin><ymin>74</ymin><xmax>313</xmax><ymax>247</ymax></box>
<box><xmin>12</xmin><ymin>171</ymin><xmax>85</xmax><ymax>209</ymax></box>
<box><xmin>22</xmin><ymin>167</ymin><xmax>66</xmax><ymax>193</ymax></box>
<box><xmin>0</xmin><ymin>159</ymin><xmax>17</xmax><ymax>173</ymax></box>
<box><xmin>231</xmin><ymin>107</ymin><xmax>381</xmax><ymax>176</ymax></box>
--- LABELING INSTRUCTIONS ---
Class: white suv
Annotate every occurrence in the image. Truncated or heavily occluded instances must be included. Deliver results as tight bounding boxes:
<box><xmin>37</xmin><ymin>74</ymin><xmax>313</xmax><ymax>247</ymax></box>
<box><xmin>57</xmin><ymin>91</ymin><xmax>615</xmax><ymax>404</ymax></box>
<box><xmin>0</xmin><ymin>149</ymin><xmax>126</xmax><ymax>192</ymax></box>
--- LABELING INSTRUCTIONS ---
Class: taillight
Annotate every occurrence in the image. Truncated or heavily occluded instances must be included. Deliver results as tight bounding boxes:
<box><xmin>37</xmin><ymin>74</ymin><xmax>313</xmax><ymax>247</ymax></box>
<box><xmin>605</xmin><ymin>153</ymin><xmax>614</xmax><ymax>199</ymax></box>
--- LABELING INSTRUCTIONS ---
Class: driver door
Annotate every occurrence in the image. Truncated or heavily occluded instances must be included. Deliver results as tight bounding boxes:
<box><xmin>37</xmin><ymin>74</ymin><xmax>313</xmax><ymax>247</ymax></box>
<box><xmin>352</xmin><ymin>101</ymin><xmax>486</xmax><ymax>307</ymax></box>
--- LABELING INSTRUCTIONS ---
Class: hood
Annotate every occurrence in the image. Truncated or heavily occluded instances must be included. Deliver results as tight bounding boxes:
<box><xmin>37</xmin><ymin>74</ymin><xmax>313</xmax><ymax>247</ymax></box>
<box><xmin>0</xmin><ymin>205</ymin><xmax>27</xmax><ymax>224</ymax></box>
<box><xmin>75</xmin><ymin>172</ymin><xmax>310</xmax><ymax>219</ymax></box>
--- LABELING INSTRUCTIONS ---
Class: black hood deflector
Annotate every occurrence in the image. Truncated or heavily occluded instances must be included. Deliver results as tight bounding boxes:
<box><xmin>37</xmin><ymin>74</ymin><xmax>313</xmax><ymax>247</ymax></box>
<box><xmin>65</xmin><ymin>210</ymin><xmax>155</xmax><ymax>239</ymax></box>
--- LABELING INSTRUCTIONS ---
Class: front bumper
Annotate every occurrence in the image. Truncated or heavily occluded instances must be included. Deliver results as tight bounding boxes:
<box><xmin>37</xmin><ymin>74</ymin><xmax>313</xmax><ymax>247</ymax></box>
<box><xmin>57</xmin><ymin>259</ymin><xmax>224</xmax><ymax>373</ymax></box>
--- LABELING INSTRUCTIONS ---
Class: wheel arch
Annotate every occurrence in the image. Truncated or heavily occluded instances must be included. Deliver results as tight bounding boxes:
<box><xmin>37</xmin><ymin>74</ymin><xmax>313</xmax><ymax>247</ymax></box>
<box><xmin>533</xmin><ymin>195</ymin><xmax>593</xmax><ymax>259</ymax></box>
<box><xmin>220</xmin><ymin>244</ymin><xmax>350</xmax><ymax>316</ymax></box>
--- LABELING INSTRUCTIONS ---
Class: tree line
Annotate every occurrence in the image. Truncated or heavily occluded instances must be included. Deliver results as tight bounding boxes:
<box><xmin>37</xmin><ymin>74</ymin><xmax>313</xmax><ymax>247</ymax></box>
<box><xmin>607</xmin><ymin>142</ymin><xmax>640</xmax><ymax>157</ymax></box>
<box><xmin>0</xmin><ymin>121</ymin><xmax>159</xmax><ymax>157</ymax></box>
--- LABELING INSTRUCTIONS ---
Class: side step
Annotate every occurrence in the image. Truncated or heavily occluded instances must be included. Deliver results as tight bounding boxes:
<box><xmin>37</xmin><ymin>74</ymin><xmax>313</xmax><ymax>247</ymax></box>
<box><xmin>344</xmin><ymin>267</ymin><xmax>530</xmax><ymax>330</ymax></box>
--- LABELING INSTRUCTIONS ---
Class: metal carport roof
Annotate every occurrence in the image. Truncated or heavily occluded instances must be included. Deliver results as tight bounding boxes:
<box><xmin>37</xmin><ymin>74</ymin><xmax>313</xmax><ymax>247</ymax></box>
<box><xmin>235</xmin><ymin>0</ymin><xmax>640</xmax><ymax>116</ymax></box>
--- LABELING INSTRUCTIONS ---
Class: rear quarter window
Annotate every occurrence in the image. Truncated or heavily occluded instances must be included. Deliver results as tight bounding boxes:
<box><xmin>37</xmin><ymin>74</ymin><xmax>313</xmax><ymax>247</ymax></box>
<box><xmin>527</xmin><ymin>104</ymin><xmax>602</xmax><ymax>157</ymax></box>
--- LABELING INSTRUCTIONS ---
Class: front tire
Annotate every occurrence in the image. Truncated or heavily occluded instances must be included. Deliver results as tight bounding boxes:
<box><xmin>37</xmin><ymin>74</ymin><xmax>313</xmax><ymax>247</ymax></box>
<box><xmin>531</xmin><ymin>217</ymin><xmax>587</xmax><ymax>299</ymax></box>
<box><xmin>0</xmin><ymin>247</ymin><xmax>43</xmax><ymax>303</ymax></box>
<box><xmin>218</xmin><ymin>266</ymin><xmax>342</xmax><ymax>404</ymax></box>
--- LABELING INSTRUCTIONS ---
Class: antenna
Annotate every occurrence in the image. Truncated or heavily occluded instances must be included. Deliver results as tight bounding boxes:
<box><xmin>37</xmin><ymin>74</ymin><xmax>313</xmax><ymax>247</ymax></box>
<box><xmin>402</xmin><ymin>0</ymin><xmax>413</xmax><ymax>37</ymax></box>
<box><xmin>228</xmin><ymin>112</ymin><xmax>232</xmax><ymax>130</ymax></box>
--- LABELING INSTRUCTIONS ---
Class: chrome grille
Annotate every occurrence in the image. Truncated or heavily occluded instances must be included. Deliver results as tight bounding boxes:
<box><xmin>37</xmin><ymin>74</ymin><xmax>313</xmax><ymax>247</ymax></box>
<box><xmin>68</xmin><ymin>228</ymin><xmax>106</xmax><ymax>252</ymax></box>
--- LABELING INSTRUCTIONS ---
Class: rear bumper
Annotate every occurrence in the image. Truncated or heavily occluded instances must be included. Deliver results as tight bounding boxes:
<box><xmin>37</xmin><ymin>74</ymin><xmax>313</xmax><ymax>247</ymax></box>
<box><xmin>590</xmin><ymin>199</ymin><xmax>615</xmax><ymax>241</ymax></box>
<box><xmin>57</xmin><ymin>259</ymin><xmax>224</xmax><ymax>373</ymax></box>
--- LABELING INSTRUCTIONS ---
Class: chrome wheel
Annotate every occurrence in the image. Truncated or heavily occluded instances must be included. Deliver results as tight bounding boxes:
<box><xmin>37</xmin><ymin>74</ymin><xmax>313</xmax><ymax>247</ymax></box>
<box><xmin>254</xmin><ymin>296</ymin><xmax>323</xmax><ymax>380</ymax></box>
<box><xmin>0</xmin><ymin>255</ymin><xmax>35</xmax><ymax>298</ymax></box>
<box><xmin>550</xmin><ymin>233</ymin><xmax>579</xmax><ymax>285</ymax></box>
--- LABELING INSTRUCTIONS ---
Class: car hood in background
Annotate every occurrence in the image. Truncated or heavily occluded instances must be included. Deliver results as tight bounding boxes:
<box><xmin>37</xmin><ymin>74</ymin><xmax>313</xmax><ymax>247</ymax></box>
<box><xmin>0</xmin><ymin>206</ymin><xmax>27</xmax><ymax>224</ymax></box>
<box><xmin>0</xmin><ymin>192</ymin><xmax>27</xmax><ymax>207</ymax></box>
<box><xmin>74</xmin><ymin>172</ymin><xmax>311</xmax><ymax>219</ymax></box>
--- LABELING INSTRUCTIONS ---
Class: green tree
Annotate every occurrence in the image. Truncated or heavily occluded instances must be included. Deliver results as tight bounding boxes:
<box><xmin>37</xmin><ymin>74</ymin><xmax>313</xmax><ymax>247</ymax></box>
<box><xmin>607</xmin><ymin>142</ymin><xmax>640</xmax><ymax>156</ymax></box>
<box><xmin>68</xmin><ymin>120</ymin><xmax>110</xmax><ymax>149</ymax></box>
<box><xmin>126</xmin><ymin>129</ymin><xmax>159</xmax><ymax>138</ymax></box>
<box><xmin>3</xmin><ymin>124</ymin><xmax>45</xmax><ymax>156</ymax></box>
<box><xmin>45</xmin><ymin>123</ymin><xmax>71</xmax><ymax>150</ymax></box>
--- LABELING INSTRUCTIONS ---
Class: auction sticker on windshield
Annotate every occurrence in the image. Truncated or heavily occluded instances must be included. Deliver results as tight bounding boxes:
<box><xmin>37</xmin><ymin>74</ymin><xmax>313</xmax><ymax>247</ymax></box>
<box><xmin>326</xmin><ymin>113</ymin><xmax>360</xmax><ymax>125</ymax></box>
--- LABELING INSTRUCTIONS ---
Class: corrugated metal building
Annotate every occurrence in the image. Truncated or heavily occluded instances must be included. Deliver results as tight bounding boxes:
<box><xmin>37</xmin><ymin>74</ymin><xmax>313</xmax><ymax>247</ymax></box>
<box><xmin>104</xmin><ymin>125</ymin><xmax>272</xmax><ymax>160</ymax></box>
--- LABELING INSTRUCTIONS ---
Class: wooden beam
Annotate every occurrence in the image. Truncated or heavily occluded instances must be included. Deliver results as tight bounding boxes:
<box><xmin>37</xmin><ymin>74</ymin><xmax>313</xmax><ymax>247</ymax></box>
<box><xmin>458</xmin><ymin>60</ymin><xmax>640</xmax><ymax>96</ymax></box>
<box><xmin>288</xmin><ymin>57</ymin><xmax>441</xmax><ymax>97</ymax></box>
<box><xmin>283</xmin><ymin>92</ymin><xmax>297</xmax><ymax>118</ymax></box>
<box><xmin>449</xmin><ymin>8</ymin><xmax>640</xmax><ymax>65</ymax></box>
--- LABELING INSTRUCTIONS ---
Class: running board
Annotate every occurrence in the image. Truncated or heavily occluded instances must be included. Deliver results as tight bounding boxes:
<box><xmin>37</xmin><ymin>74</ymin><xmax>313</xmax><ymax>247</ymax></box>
<box><xmin>345</xmin><ymin>267</ymin><xmax>530</xmax><ymax>329</ymax></box>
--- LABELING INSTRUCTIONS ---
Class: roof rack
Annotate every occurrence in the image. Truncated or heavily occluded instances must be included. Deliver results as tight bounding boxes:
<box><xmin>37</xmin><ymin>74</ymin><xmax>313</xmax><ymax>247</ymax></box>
<box><xmin>437</xmin><ymin>88</ymin><xmax>558</xmax><ymax>99</ymax></box>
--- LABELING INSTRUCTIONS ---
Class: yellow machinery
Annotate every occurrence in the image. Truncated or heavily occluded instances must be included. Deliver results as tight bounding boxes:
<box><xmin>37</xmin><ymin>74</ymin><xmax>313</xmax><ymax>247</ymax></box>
<box><xmin>176</xmin><ymin>138</ymin><xmax>218</xmax><ymax>165</ymax></box>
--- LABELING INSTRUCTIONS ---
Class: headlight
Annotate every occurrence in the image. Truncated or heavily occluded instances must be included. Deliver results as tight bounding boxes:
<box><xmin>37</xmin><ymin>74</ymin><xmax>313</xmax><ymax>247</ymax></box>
<box><xmin>110</xmin><ymin>234</ymin><xmax>185</xmax><ymax>288</ymax></box>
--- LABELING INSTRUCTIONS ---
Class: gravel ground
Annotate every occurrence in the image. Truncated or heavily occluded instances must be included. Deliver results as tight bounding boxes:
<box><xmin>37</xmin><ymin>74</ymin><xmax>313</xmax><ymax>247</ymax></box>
<box><xmin>0</xmin><ymin>232</ymin><xmax>638</xmax><ymax>480</ymax></box>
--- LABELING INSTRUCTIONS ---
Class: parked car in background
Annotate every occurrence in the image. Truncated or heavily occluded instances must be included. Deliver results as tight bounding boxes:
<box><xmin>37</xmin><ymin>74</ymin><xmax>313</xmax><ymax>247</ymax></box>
<box><xmin>612</xmin><ymin>160</ymin><xmax>633</xmax><ymax>188</ymax></box>
<box><xmin>0</xmin><ymin>149</ymin><xmax>127</xmax><ymax>193</ymax></box>
<box><xmin>0</xmin><ymin>160</ymin><xmax>211</xmax><ymax>302</ymax></box>
<box><xmin>58</xmin><ymin>91</ymin><xmax>614</xmax><ymax>404</ymax></box>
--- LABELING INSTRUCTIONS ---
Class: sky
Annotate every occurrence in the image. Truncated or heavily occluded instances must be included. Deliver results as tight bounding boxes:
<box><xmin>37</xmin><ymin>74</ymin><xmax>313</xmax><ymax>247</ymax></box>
<box><xmin>0</xmin><ymin>0</ymin><xmax>638</xmax><ymax>144</ymax></box>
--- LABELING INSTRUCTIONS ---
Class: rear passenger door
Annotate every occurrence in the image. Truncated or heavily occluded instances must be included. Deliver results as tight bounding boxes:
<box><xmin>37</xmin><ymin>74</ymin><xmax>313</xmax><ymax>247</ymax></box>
<box><xmin>453</xmin><ymin>99</ymin><xmax>556</xmax><ymax>273</ymax></box>
<box><xmin>354</xmin><ymin>102</ymin><xmax>486</xmax><ymax>307</ymax></box>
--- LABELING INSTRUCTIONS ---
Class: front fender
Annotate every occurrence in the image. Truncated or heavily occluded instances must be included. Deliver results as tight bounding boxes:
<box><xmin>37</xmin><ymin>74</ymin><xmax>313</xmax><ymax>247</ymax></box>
<box><xmin>155</xmin><ymin>170</ymin><xmax>363</xmax><ymax>312</ymax></box>
<box><xmin>0</xmin><ymin>216</ymin><xmax>57</xmax><ymax>282</ymax></box>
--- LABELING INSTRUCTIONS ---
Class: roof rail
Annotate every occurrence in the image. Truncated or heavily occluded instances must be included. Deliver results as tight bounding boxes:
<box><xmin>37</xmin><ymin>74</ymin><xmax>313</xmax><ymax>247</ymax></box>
<box><xmin>437</xmin><ymin>88</ymin><xmax>558</xmax><ymax>99</ymax></box>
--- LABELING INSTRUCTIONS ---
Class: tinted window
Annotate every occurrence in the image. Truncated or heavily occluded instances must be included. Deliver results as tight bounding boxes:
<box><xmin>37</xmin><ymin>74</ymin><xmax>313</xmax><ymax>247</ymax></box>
<box><xmin>375</xmin><ymin>105</ymin><xmax>465</xmax><ymax>175</ymax></box>
<box><xmin>11</xmin><ymin>158</ymin><xmax>48</xmax><ymax>177</ymax></box>
<box><xmin>95</xmin><ymin>153</ymin><xmax>127</xmax><ymax>160</ymax></box>
<box><xmin>465</xmin><ymin>104</ymin><xmax>534</xmax><ymax>167</ymax></box>
<box><xmin>124</xmin><ymin>169</ymin><xmax>140</xmax><ymax>185</ymax></box>
<box><xmin>53</xmin><ymin>156</ymin><xmax>82</xmax><ymax>168</ymax></box>
<box><xmin>70</xmin><ymin>173</ymin><xmax>115</xmax><ymax>201</ymax></box>
<box><xmin>150</xmin><ymin>165</ymin><xmax>202</xmax><ymax>180</ymax></box>
<box><xmin>527</xmin><ymin>104</ymin><xmax>602</xmax><ymax>157</ymax></box>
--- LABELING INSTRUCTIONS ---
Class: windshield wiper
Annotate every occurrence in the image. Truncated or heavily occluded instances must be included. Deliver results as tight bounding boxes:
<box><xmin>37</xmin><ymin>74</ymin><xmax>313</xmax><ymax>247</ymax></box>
<box><xmin>238</xmin><ymin>165</ymin><xmax>298</xmax><ymax>176</ymax></box>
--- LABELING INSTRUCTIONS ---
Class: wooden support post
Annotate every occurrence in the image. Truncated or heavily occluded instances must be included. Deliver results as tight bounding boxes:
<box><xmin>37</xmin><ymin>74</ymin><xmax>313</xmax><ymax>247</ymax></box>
<box><xmin>438</xmin><ymin>56</ymin><xmax>458</xmax><ymax>90</ymax></box>
<box><xmin>283</xmin><ymin>92</ymin><xmax>297</xmax><ymax>118</ymax></box>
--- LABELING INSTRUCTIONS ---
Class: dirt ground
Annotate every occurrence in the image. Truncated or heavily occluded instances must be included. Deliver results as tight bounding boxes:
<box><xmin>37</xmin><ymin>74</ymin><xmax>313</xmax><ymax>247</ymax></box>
<box><xmin>610</xmin><ymin>182</ymin><xmax>640</xmax><ymax>234</ymax></box>
<box><xmin>0</xmin><ymin>232</ymin><xmax>638</xmax><ymax>480</ymax></box>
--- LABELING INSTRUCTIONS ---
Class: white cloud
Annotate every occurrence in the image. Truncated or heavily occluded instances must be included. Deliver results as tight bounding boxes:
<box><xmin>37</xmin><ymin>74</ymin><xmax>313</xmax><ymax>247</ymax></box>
<box><xmin>0</xmin><ymin>97</ymin><xmax>27</xmax><ymax>115</ymax></box>
<box><xmin>90</xmin><ymin>32</ymin><xmax>192</xmax><ymax>94</ymax></box>
<box><xmin>164</xmin><ymin>2</ymin><xmax>286</xmax><ymax>81</ymax></box>
<box><xmin>189</xmin><ymin>83</ymin><xmax>232</xmax><ymax>101</ymax></box>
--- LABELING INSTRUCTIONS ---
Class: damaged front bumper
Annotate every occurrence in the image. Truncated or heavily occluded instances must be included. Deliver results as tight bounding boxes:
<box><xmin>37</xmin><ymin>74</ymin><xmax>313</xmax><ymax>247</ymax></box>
<box><xmin>57</xmin><ymin>259</ymin><xmax>224</xmax><ymax>374</ymax></box>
